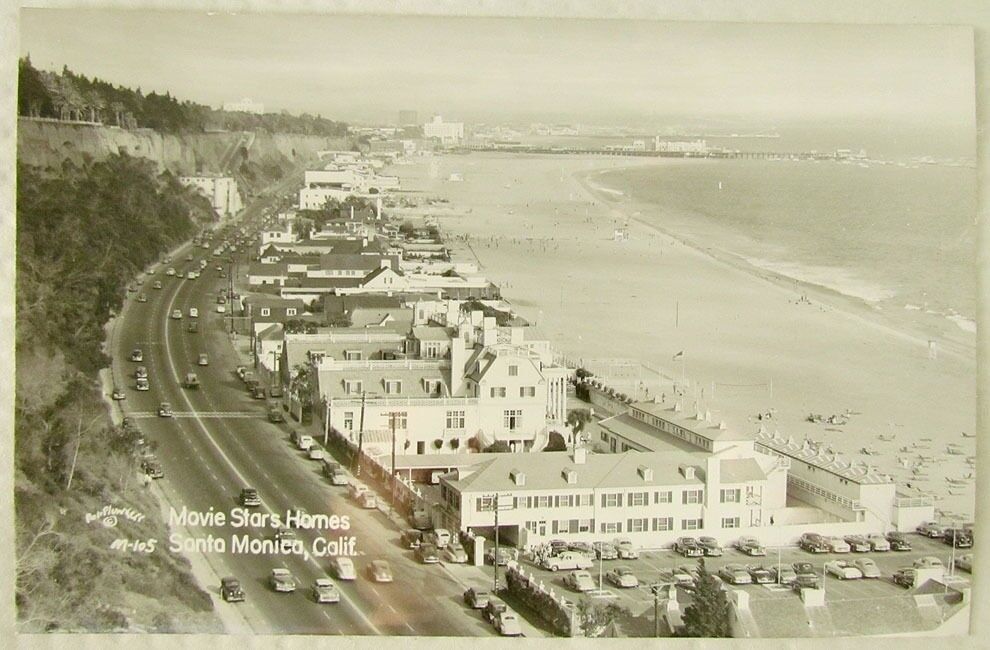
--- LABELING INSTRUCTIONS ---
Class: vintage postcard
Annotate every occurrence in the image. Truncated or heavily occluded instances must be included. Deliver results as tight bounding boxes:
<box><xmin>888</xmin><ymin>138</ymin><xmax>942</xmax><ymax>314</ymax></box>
<box><xmin>10</xmin><ymin>5</ymin><xmax>980</xmax><ymax>641</ymax></box>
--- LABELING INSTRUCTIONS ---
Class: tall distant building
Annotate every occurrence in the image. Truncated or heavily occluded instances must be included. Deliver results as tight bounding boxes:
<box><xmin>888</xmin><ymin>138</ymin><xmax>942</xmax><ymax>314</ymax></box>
<box><xmin>398</xmin><ymin>110</ymin><xmax>419</xmax><ymax>126</ymax></box>
<box><xmin>223</xmin><ymin>98</ymin><xmax>265</xmax><ymax>115</ymax></box>
<box><xmin>423</xmin><ymin>114</ymin><xmax>464</xmax><ymax>145</ymax></box>
<box><xmin>178</xmin><ymin>175</ymin><xmax>244</xmax><ymax>217</ymax></box>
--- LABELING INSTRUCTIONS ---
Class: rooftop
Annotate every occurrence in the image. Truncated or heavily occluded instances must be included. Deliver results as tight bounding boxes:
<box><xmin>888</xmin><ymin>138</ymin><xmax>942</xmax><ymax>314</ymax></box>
<box><xmin>597</xmin><ymin>413</ymin><xmax>703</xmax><ymax>453</ymax></box>
<box><xmin>754</xmin><ymin>428</ymin><xmax>892</xmax><ymax>485</ymax></box>
<box><xmin>630</xmin><ymin>400</ymin><xmax>753</xmax><ymax>442</ymax></box>
<box><xmin>412</xmin><ymin>326</ymin><xmax>454</xmax><ymax>342</ymax></box>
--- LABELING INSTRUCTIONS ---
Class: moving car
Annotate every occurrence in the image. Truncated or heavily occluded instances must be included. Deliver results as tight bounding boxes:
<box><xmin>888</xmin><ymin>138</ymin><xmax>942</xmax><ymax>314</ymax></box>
<box><xmin>274</xmin><ymin>528</ymin><xmax>297</xmax><ymax>552</ymax></box>
<box><xmin>606</xmin><ymin>566</ymin><xmax>639</xmax><ymax>588</ymax></box>
<box><xmin>112</xmin><ymin>387</ymin><xmax>126</xmax><ymax>400</ymax></box>
<box><xmin>187</xmin><ymin>321</ymin><xmax>199</xmax><ymax>333</ymax></box>
<box><xmin>330</xmin><ymin>556</ymin><xmax>356</xmax><ymax>581</ymax></box>
<box><xmin>240</xmin><ymin>487</ymin><xmax>261</xmax><ymax>507</ymax></box>
<box><xmin>135</xmin><ymin>365</ymin><xmax>148</xmax><ymax>379</ymax></box>
<box><xmin>368</xmin><ymin>560</ymin><xmax>394</xmax><ymax>583</ymax></box>
<box><xmin>251</xmin><ymin>386</ymin><xmax>266</xmax><ymax>400</ymax></box>
<box><xmin>494</xmin><ymin>611</ymin><xmax>523</xmax><ymax>637</ymax></box>
<box><xmin>542</xmin><ymin>551</ymin><xmax>593</xmax><ymax>572</ymax></box>
<box><xmin>143</xmin><ymin>460</ymin><xmax>164</xmax><ymax>479</ymax></box>
<box><xmin>269</xmin><ymin>385</ymin><xmax>284</xmax><ymax>398</ymax></box>
<box><xmin>614</xmin><ymin>538</ymin><xmax>639</xmax><ymax>559</ymax></box>
<box><xmin>916</xmin><ymin>521</ymin><xmax>946</xmax><ymax>538</ymax></box>
<box><xmin>955</xmin><ymin>553</ymin><xmax>973</xmax><ymax>573</ymax></box>
<box><xmin>892</xmin><ymin>567</ymin><xmax>917</xmax><ymax>588</ymax></box>
<box><xmin>563</xmin><ymin>570</ymin><xmax>596</xmax><ymax>592</ymax></box>
<box><xmin>137</xmin><ymin>293</ymin><xmax>148</xmax><ymax>303</ymax></box>
<box><xmin>416</xmin><ymin>543</ymin><xmax>440</xmax><ymax>564</ymax></box>
<box><xmin>268</xmin><ymin>407</ymin><xmax>285</xmax><ymax>423</ymax></box>
<box><xmin>157</xmin><ymin>402</ymin><xmax>173</xmax><ymax>417</ymax></box>
<box><xmin>130</xmin><ymin>349</ymin><xmax>144</xmax><ymax>362</ymax></box>
<box><xmin>311</xmin><ymin>578</ymin><xmax>340</xmax><ymax>604</ymax></box>
<box><xmin>799</xmin><ymin>532</ymin><xmax>829</xmax><ymax>553</ymax></box>
<box><xmin>270</xmin><ymin>568</ymin><xmax>296</xmax><ymax>593</ymax></box>
<box><xmin>443</xmin><ymin>541</ymin><xmax>469</xmax><ymax>564</ymax></box>
<box><xmin>824</xmin><ymin>560</ymin><xmax>863</xmax><ymax>580</ymax></box>
<box><xmin>135</xmin><ymin>378</ymin><xmax>149</xmax><ymax>394</ymax></box>
<box><xmin>307</xmin><ymin>446</ymin><xmax>324</xmax><ymax>461</ymax></box>
<box><xmin>826</xmin><ymin>537</ymin><xmax>851</xmax><ymax>553</ymax></box>
<box><xmin>853</xmin><ymin>558</ymin><xmax>881</xmax><ymax>578</ymax></box>
<box><xmin>718</xmin><ymin>564</ymin><xmax>753</xmax><ymax>585</ymax></box>
<box><xmin>674</xmin><ymin>537</ymin><xmax>704</xmax><ymax>557</ymax></box>
<box><xmin>735</xmin><ymin>536</ymin><xmax>767</xmax><ymax>556</ymax></box>
<box><xmin>198</xmin><ymin>353</ymin><xmax>209</xmax><ymax>366</ymax></box>
<box><xmin>886</xmin><ymin>532</ymin><xmax>913</xmax><ymax>551</ymax></box>
<box><xmin>592</xmin><ymin>541</ymin><xmax>618</xmax><ymax>560</ymax></box>
<box><xmin>769</xmin><ymin>565</ymin><xmax>797</xmax><ymax>585</ymax></box>
<box><xmin>463</xmin><ymin>587</ymin><xmax>490</xmax><ymax>609</ymax></box>
<box><xmin>866</xmin><ymin>533</ymin><xmax>891</xmax><ymax>551</ymax></box>
<box><xmin>482</xmin><ymin>598</ymin><xmax>508</xmax><ymax>624</ymax></box>
<box><xmin>698</xmin><ymin>536</ymin><xmax>723</xmax><ymax>556</ymax></box>
<box><xmin>171</xmin><ymin>309</ymin><xmax>182</xmax><ymax>320</ymax></box>
<box><xmin>843</xmin><ymin>535</ymin><xmax>872</xmax><ymax>553</ymax></box>
<box><xmin>153</xmin><ymin>280</ymin><xmax>163</xmax><ymax>289</ymax></box>
<box><xmin>748</xmin><ymin>565</ymin><xmax>774</xmax><ymax>584</ymax></box>
<box><xmin>216</xmin><ymin>304</ymin><xmax>226</xmax><ymax>313</ymax></box>
<box><xmin>166</xmin><ymin>267</ymin><xmax>176</xmax><ymax>276</ymax></box>
<box><xmin>220</xmin><ymin>576</ymin><xmax>245</xmax><ymax>602</ymax></box>
<box><xmin>183</xmin><ymin>373</ymin><xmax>200</xmax><ymax>389</ymax></box>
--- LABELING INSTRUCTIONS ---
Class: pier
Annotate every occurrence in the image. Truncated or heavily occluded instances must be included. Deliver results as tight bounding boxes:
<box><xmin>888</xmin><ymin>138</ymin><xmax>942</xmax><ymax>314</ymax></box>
<box><xmin>456</xmin><ymin>143</ymin><xmax>840</xmax><ymax>162</ymax></box>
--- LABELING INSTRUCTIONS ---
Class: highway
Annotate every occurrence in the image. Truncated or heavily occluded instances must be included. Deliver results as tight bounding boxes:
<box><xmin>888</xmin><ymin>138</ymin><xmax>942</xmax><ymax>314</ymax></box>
<box><xmin>111</xmin><ymin>177</ymin><xmax>491</xmax><ymax>636</ymax></box>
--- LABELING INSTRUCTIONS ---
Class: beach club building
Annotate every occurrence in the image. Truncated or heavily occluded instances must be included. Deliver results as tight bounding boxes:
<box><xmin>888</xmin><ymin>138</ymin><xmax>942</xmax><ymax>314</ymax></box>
<box><xmin>316</xmin><ymin>316</ymin><xmax>569</xmax><ymax>458</ymax></box>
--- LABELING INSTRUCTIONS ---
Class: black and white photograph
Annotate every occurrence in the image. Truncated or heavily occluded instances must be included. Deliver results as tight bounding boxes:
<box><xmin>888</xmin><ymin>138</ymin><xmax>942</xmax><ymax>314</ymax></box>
<box><xmin>6</xmin><ymin>2</ymin><xmax>986</xmax><ymax>642</ymax></box>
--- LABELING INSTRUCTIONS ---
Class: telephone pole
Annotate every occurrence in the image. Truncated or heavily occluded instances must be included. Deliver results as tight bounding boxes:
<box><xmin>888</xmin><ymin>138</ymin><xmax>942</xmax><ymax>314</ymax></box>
<box><xmin>389</xmin><ymin>412</ymin><xmax>398</xmax><ymax>517</ymax></box>
<box><xmin>354</xmin><ymin>391</ymin><xmax>367</xmax><ymax>476</ymax></box>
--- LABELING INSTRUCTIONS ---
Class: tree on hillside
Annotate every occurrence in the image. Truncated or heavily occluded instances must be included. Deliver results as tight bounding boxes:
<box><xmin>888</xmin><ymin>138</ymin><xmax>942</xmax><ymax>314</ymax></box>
<box><xmin>679</xmin><ymin>558</ymin><xmax>731</xmax><ymax>637</ymax></box>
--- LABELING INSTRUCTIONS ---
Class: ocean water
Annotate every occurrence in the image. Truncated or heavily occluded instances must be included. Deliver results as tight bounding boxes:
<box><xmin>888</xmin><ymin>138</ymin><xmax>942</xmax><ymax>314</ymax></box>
<box><xmin>594</xmin><ymin>158</ymin><xmax>978</xmax><ymax>332</ymax></box>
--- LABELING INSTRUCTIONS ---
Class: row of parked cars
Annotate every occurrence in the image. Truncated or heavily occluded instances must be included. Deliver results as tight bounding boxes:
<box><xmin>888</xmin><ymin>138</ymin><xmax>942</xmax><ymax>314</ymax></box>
<box><xmin>463</xmin><ymin>588</ymin><xmax>523</xmax><ymax>637</ymax></box>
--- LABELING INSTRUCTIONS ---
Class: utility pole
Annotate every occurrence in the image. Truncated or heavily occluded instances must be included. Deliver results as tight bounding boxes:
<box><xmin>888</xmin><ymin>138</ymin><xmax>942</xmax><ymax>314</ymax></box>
<box><xmin>323</xmin><ymin>397</ymin><xmax>330</xmax><ymax>446</ymax></box>
<box><xmin>354</xmin><ymin>391</ymin><xmax>367</xmax><ymax>477</ymax></box>
<box><xmin>653</xmin><ymin>585</ymin><xmax>662</xmax><ymax>637</ymax></box>
<box><xmin>389</xmin><ymin>412</ymin><xmax>398</xmax><ymax>518</ymax></box>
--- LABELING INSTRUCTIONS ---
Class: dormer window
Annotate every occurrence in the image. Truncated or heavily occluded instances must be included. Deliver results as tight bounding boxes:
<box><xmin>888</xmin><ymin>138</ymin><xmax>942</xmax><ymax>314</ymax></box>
<box><xmin>384</xmin><ymin>379</ymin><xmax>402</xmax><ymax>395</ymax></box>
<box><xmin>344</xmin><ymin>379</ymin><xmax>363</xmax><ymax>395</ymax></box>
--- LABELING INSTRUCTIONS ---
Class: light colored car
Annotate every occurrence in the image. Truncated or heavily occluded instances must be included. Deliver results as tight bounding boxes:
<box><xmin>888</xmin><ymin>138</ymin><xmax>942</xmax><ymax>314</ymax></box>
<box><xmin>916</xmin><ymin>521</ymin><xmax>946</xmax><ymax>538</ymax></box>
<box><xmin>130</xmin><ymin>349</ymin><xmax>143</xmax><ymax>362</ymax></box>
<box><xmin>270</xmin><ymin>568</ymin><xmax>296</xmax><ymax>593</ymax></box>
<box><xmin>866</xmin><ymin>534</ymin><xmax>891</xmax><ymax>551</ymax></box>
<box><xmin>826</xmin><ymin>537</ymin><xmax>851</xmax><ymax>553</ymax></box>
<box><xmin>428</xmin><ymin>529</ymin><xmax>452</xmax><ymax>549</ymax></box>
<box><xmin>563</xmin><ymin>570</ymin><xmax>596</xmax><ymax>592</ymax></box>
<box><xmin>135</xmin><ymin>377</ymin><xmax>150</xmax><ymax>391</ymax></box>
<box><xmin>135</xmin><ymin>365</ymin><xmax>148</xmax><ymax>379</ymax></box>
<box><xmin>606</xmin><ymin>566</ymin><xmax>639</xmax><ymax>588</ymax></box>
<box><xmin>770</xmin><ymin>565</ymin><xmax>797</xmax><ymax>584</ymax></box>
<box><xmin>112</xmin><ymin>387</ymin><xmax>126</xmax><ymax>400</ymax></box>
<box><xmin>843</xmin><ymin>535</ymin><xmax>872</xmax><ymax>552</ymax></box>
<box><xmin>614</xmin><ymin>538</ymin><xmax>639</xmax><ymax>559</ymax></box>
<box><xmin>542</xmin><ymin>551</ymin><xmax>593</xmax><ymax>572</ymax></box>
<box><xmin>157</xmin><ymin>402</ymin><xmax>173</xmax><ymax>417</ymax></box>
<box><xmin>718</xmin><ymin>564</ymin><xmax>753</xmax><ymax>585</ymax></box>
<box><xmin>313</xmin><ymin>578</ymin><xmax>340</xmax><ymax>603</ymax></box>
<box><xmin>825</xmin><ymin>560</ymin><xmax>863</xmax><ymax>580</ymax></box>
<box><xmin>165</xmin><ymin>267</ymin><xmax>176</xmax><ymax>276</ymax></box>
<box><xmin>330</xmin><ymin>556</ymin><xmax>356</xmax><ymax>581</ymax></box>
<box><xmin>153</xmin><ymin>280</ymin><xmax>163</xmax><ymax>289</ymax></box>
<box><xmin>188</xmin><ymin>307</ymin><xmax>199</xmax><ymax>318</ymax></box>
<box><xmin>913</xmin><ymin>556</ymin><xmax>945</xmax><ymax>570</ymax></box>
<box><xmin>307</xmin><ymin>446</ymin><xmax>324</xmax><ymax>461</ymax></box>
<box><xmin>296</xmin><ymin>434</ymin><xmax>313</xmax><ymax>451</ymax></box>
<box><xmin>443</xmin><ymin>542</ymin><xmax>468</xmax><ymax>564</ymax></box>
<box><xmin>955</xmin><ymin>554</ymin><xmax>973</xmax><ymax>573</ymax></box>
<box><xmin>171</xmin><ymin>309</ymin><xmax>182</xmax><ymax>320</ymax></box>
<box><xmin>216</xmin><ymin>304</ymin><xmax>226</xmax><ymax>313</ymax></box>
<box><xmin>853</xmin><ymin>558</ymin><xmax>881</xmax><ymax>578</ymax></box>
<box><xmin>368</xmin><ymin>560</ymin><xmax>394</xmax><ymax>583</ymax></box>
<box><xmin>495</xmin><ymin>611</ymin><xmax>523</xmax><ymax>637</ymax></box>
<box><xmin>274</xmin><ymin>528</ymin><xmax>297</xmax><ymax>552</ymax></box>
<box><xmin>198</xmin><ymin>353</ymin><xmax>209</xmax><ymax>366</ymax></box>
<box><xmin>735</xmin><ymin>536</ymin><xmax>767</xmax><ymax>556</ymax></box>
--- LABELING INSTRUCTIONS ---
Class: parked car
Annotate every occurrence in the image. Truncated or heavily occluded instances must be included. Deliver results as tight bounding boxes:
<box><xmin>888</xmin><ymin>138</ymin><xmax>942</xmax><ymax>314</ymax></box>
<box><xmin>307</xmin><ymin>446</ymin><xmax>324</xmax><ymax>461</ymax></box>
<box><xmin>916</xmin><ymin>521</ymin><xmax>946</xmax><ymax>538</ymax></box>
<box><xmin>269</xmin><ymin>385</ymin><xmax>284</xmax><ymax>398</ymax></box>
<box><xmin>542</xmin><ymin>551</ymin><xmax>592</xmax><ymax>572</ymax></box>
<box><xmin>670</xmin><ymin>566</ymin><xmax>697</xmax><ymax>587</ymax></box>
<box><xmin>886</xmin><ymin>532</ymin><xmax>913</xmax><ymax>551</ymax></box>
<box><xmin>494</xmin><ymin>611</ymin><xmax>523</xmax><ymax>637</ymax></box>
<box><xmin>463</xmin><ymin>587</ymin><xmax>490</xmax><ymax>609</ymax></box>
<box><xmin>330</xmin><ymin>556</ymin><xmax>356</xmax><ymax>581</ymax></box>
<box><xmin>866</xmin><ymin>533</ymin><xmax>891</xmax><ymax>551</ymax></box>
<box><xmin>239</xmin><ymin>487</ymin><xmax>261</xmax><ymax>507</ymax></box>
<box><xmin>251</xmin><ymin>386</ymin><xmax>266</xmax><ymax>399</ymax></box>
<box><xmin>942</xmin><ymin>528</ymin><xmax>973</xmax><ymax>548</ymax></box>
<box><xmin>606</xmin><ymin>566</ymin><xmax>639</xmax><ymax>588</ymax></box>
<box><xmin>792</xmin><ymin>562</ymin><xmax>821</xmax><ymax>589</ymax></box>
<box><xmin>825</xmin><ymin>560</ymin><xmax>863</xmax><ymax>580</ymax></box>
<box><xmin>592</xmin><ymin>541</ymin><xmax>619</xmax><ymax>560</ymax></box>
<box><xmin>564</xmin><ymin>570</ymin><xmax>596</xmax><ymax>592</ymax></box>
<box><xmin>269</xmin><ymin>568</ymin><xmax>296</xmax><ymax>593</ymax></box>
<box><xmin>747</xmin><ymin>565</ymin><xmax>774</xmax><ymax>584</ymax></box>
<box><xmin>718</xmin><ymin>564</ymin><xmax>753</xmax><ymax>585</ymax></box>
<box><xmin>368</xmin><ymin>560</ymin><xmax>394</xmax><ymax>583</ymax></box>
<box><xmin>735</xmin><ymin>536</ymin><xmax>767</xmax><ymax>556</ymax></box>
<box><xmin>892</xmin><ymin>567</ymin><xmax>917</xmax><ymax>588</ymax></box>
<box><xmin>130</xmin><ymin>348</ymin><xmax>144</xmax><ymax>362</ymax></box>
<box><xmin>698</xmin><ymin>536</ymin><xmax>723</xmax><ymax>556</ymax></box>
<box><xmin>157</xmin><ymin>401</ymin><xmax>173</xmax><ymax>417</ymax></box>
<box><xmin>295</xmin><ymin>433</ymin><xmax>314</xmax><ymax>451</ymax></box>
<box><xmin>548</xmin><ymin>539</ymin><xmax>569</xmax><ymax>556</ymax></box>
<box><xmin>444</xmin><ymin>542</ymin><xmax>469</xmax><ymax>564</ymax></box>
<box><xmin>482</xmin><ymin>598</ymin><xmax>508</xmax><ymax>624</ymax></box>
<box><xmin>567</xmin><ymin>541</ymin><xmax>595</xmax><ymax>558</ymax></box>
<box><xmin>402</xmin><ymin>529</ymin><xmax>423</xmax><ymax>550</ymax></box>
<box><xmin>486</xmin><ymin>547</ymin><xmax>513</xmax><ymax>567</ymax></box>
<box><xmin>769</xmin><ymin>565</ymin><xmax>797</xmax><ymax>585</ymax></box>
<box><xmin>913</xmin><ymin>556</ymin><xmax>944</xmax><ymax>570</ymax></box>
<box><xmin>427</xmin><ymin>528</ymin><xmax>452</xmax><ymax>549</ymax></box>
<box><xmin>614</xmin><ymin>538</ymin><xmax>639</xmax><ymax>559</ymax></box>
<box><xmin>799</xmin><ymin>532</ymin><xmax>829</xmax><ymax>553</ymax></box>
<box><xmin>843</xmin><ymin>535</ymin><xmax>872</xmax><ymax>552</ymax></box>
<box><xmin>954</xmin><ymin>554</ymin><xmax>973</xmax><ymax>573</ymax></box>
<box><xmin>853</xmin><ymin>558</ymin><xmax>881</xmax><ymax>578</ymax></box>
<box><xmin>826</xmin><ymin>537</ymin><xmax>851</xmax><ymax>553</ymax></box>
<box><xmin>416</xmin><ymin>543</ymin><xmax>440</xmax><ymax>564</ymax></box>
<box><xmin>220</xmin><ymin>576</ymin><xmax>245</xmax><ymax>602</ymax></box>
<box><xmin>674</xmin><ymin>537</ymin><xmax>704</xmax><ymax>557</ymax></box>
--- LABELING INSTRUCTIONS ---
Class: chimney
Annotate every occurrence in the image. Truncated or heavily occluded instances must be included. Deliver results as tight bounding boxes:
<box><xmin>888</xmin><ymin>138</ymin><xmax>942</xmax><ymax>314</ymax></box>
<box><xmin>449</xmin><ymin>335</ymin><xmax>467</xmax><ymax>395</ymax></box>
<box><xmin>718</xmin><ymin>420</ymin><xmax>727</xmax><ymax>430</ymax></box>
<box><xmin>510</xmin><ymin>469</ymin><xmax>526</xmax><ymax>486</ymax></box>
<box><xmin>705</xmin><ymin>409</ymin><xmax>712</xmax><ymax>423</ymax></box>
<box><xmin>350</xmin><ymin>205</ymin><xmax>354</xmax><ymax>220</ymax></box>
<box><xmin>637</xmin><ymin>465</ymin><xmax>653</xmax><ymax>482</ymax></box>
<box><xmin>561</xmin><ymin>468</ymin><xmax>577</xmax><ymax>484</ymax></box>
<box><xmin>678</xmin><ymin>464</ymin><xmax>695</xmax><ymax>480</ymax></box>
<box><xmin>573</xmin><ymin>447</ymin><xmax>587</xmax><ymax>465</ymax></box>
<box><xmin>673</xmin><ymin>401</ymin><xmax>682</xmax><ymax>412</ymax></box>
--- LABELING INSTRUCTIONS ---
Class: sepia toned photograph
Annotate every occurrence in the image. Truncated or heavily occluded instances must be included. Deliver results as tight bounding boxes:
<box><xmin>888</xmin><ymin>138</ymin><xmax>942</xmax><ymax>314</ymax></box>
<box><xmin>10</xmin><ymin>4</ymin><xmax>980</xmax><ymax>640</ymax></box>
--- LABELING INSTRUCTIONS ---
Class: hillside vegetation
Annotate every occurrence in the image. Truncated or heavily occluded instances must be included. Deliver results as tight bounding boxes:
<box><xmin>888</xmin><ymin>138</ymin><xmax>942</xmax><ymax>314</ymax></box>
<box><xmin>15</xmin><ymin>155</ymin><xmax>220</xmax><ymax>632</ymax></box>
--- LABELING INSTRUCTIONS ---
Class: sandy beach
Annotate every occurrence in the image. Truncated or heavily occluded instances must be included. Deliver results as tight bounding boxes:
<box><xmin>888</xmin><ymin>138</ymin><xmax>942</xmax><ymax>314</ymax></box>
<box><xmin>387</xmin><ymin>152</ymin><xmax>976</xmax><ymax>522</ymax></box>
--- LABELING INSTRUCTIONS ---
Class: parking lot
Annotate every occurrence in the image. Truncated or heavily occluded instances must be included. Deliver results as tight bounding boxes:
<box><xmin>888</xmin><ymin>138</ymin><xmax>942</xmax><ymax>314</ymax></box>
<box><xmin>474</xmin><ymin>533</ymin><xmax>972</xmax><ymax>616</ymax></box>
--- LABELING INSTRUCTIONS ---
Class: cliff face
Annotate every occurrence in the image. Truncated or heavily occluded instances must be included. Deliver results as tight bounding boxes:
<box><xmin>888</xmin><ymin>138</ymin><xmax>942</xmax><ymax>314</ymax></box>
<box><xmin>17</xmin><ymin>118</ymin><xmax>351</xmax><ymax>192</ymax></box>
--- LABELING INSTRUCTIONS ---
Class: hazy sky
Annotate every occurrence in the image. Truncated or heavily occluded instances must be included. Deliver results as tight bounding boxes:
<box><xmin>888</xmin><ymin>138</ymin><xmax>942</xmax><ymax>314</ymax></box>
<box><xmin>19</xmin><ymin>9</ymin><xmax>976</xmax><ymax>128</ymax></box>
